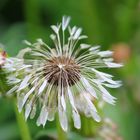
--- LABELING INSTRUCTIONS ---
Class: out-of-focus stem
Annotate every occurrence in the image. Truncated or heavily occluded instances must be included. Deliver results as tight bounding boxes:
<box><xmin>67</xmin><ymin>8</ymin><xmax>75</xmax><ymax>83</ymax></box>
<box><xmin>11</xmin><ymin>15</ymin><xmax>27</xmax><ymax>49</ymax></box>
<box><xmin>56</xmin><ymin>114</ymin><xmax>67</xmax><ymax>140</ymax></box>
<box><xmin>14</xmin><ymin>100</ymin><xmax>31</xmax><ymax>140</ymax></box>
<box><xmin>82</xmin><ymin>116</ymin><xmax>89</xmax><ymax>136</ymax></box>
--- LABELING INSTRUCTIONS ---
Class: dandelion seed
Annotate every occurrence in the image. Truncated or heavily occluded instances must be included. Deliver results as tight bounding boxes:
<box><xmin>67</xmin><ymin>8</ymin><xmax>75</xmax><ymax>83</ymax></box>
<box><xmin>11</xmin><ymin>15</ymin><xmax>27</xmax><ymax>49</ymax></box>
<box><xmin>6</xmin><ymin>16</ymin><xmax>122</xmax><ymax>131</ymax></box>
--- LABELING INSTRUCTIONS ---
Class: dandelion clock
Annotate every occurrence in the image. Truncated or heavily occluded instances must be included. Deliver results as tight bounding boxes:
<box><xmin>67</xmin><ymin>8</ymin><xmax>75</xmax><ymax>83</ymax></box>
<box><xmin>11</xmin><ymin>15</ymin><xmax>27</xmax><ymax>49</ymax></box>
<box><xmin>4</xmin><ymin>16</ymin><xmax>122</xmax><ymax>131</ymax></box>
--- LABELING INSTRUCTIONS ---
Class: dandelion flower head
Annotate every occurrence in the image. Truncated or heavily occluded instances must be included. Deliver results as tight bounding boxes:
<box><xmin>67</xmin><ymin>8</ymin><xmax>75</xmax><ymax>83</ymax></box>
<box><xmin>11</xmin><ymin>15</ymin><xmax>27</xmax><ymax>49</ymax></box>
<box><xmin>5</xmin><ymin>16</ymin><xmax>122</xmax><ymax>131</ymax></box>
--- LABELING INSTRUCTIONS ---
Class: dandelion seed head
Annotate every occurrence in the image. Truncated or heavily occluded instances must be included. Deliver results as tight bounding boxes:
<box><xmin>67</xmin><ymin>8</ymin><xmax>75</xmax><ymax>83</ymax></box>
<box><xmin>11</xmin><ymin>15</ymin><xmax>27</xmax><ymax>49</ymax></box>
<box><xmin>5</xmin><ymin>16</ymin><xmax>122</xmax><ymax>131</ymax></box>
<box><xmin>44</xmin><ymin>56</ymin><xmax>80</xmax><ymax>86</ymax></box>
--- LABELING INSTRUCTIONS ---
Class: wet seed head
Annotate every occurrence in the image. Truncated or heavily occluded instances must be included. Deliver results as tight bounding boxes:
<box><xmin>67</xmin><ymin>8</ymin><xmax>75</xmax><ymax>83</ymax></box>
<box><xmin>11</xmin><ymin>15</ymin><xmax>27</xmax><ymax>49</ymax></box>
<box><xmin>44</xmin><ymin>56</ymin><xmax>80</xmax><ymax>86</ymax></box>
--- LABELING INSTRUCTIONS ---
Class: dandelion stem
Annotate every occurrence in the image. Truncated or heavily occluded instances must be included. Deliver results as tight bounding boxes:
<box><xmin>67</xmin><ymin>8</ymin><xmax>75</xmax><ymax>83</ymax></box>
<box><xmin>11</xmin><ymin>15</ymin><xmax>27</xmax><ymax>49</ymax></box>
<box><xmin>56</xmin><ymin>114</ymin><xmax>67</xmax><ymax>140</ymax></box>
<box><xmin>14</xmin><ymin>100</ymin><xmax>31</xmax><ymax>140</ymax></box>
<box><xmin>82</xmin><ymin>115</ymin><xmax>90</xmax><ymax>136</ymax></box>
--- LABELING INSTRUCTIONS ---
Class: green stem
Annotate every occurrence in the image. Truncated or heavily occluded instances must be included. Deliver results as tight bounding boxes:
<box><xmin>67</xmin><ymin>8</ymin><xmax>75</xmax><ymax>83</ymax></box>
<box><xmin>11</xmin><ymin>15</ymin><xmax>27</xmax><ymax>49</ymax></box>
<box><xmin>56</xmin><ymin>114</ymin><xmax>67</xmax><ymax>140</ymax></box>
<box><xmin>82</xmin><ymin>116</ymin><xmax>90</xmax><ymax>136</ymax></box>
<box><xmin>14</xmin><ymin>100</ymin><xmax>31</xmax><ymax>140</ymax></box>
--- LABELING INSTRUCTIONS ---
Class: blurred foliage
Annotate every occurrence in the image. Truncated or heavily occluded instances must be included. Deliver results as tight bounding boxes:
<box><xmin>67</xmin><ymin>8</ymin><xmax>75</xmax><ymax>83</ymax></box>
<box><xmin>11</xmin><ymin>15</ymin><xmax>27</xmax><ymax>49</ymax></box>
<box><xmin>0</xmin><ymin>0</ymin><xmax>140</xmax><ymax>140</ymax></box>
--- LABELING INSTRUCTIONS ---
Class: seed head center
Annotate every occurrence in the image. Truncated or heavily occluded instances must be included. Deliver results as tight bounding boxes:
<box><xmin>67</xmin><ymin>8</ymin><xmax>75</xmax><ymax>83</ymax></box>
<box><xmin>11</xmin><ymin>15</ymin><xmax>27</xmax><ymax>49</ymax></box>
<box><xmin>58</xmin><ymin>64</ymin><xmax>65</xmax><ymax>69</ymax></box>
<box><xmin>44</xmin><ymin>56</ymin><xmax>80</xmax><ymax>86</ymax></box>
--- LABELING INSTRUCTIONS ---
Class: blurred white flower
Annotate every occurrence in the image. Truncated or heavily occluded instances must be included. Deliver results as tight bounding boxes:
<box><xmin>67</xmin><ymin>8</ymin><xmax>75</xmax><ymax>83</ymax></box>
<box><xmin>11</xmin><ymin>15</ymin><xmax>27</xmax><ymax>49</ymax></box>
<box><xmin>5</xmin><ymin>16</ymin><xmax>122</xmax><ymax>131</ymax></box>
<box><xmin>98</xmin><ymin>118</ymin><xmax>123</xmax><ymax>140</ymax></box>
